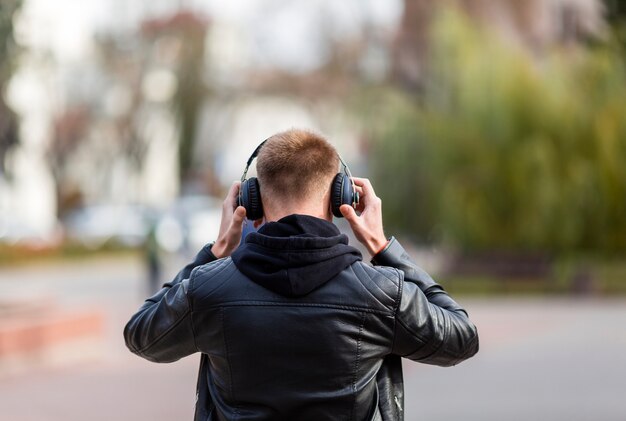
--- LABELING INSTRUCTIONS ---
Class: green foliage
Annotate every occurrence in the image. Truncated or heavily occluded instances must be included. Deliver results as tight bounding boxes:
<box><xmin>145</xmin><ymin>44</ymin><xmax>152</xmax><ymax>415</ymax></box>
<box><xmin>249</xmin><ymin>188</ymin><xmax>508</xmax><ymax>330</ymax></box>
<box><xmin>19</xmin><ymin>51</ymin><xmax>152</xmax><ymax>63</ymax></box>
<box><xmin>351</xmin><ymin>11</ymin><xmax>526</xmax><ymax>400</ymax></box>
<box><xmin>0</xmin><ymin>0</ymin><xmax>21</xmax><ymax>82</ymax></box>
<box><xmin>604</xmin><ymin>0</ymin><xmax>626</xmax><ymax>25</ymax></box>
<box><xmin>369</xmin><ymin>9</ymin><xmax>626</xmax><ymax>253</ymax></box>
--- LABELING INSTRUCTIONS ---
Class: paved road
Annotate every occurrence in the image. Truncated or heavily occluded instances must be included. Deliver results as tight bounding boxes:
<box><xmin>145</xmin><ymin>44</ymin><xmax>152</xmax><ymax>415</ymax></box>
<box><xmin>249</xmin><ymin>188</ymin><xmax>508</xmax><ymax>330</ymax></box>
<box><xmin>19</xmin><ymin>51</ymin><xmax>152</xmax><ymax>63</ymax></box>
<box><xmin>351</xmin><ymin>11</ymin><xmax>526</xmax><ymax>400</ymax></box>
<box><xmin>0</xmin><ymin>256</ymin><xmax>625</xmax><ymax>420</ymax></box>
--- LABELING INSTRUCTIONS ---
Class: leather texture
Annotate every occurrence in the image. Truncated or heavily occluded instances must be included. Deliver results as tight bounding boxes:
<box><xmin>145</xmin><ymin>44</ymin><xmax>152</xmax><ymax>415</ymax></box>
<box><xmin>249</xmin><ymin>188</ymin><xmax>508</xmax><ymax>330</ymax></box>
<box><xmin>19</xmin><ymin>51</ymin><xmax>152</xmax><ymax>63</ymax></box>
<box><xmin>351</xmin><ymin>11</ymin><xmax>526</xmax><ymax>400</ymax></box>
<box><xmin>124</xmin><ymin>237</ymin><xmax>479</xmax><ymax>420</ymax></box>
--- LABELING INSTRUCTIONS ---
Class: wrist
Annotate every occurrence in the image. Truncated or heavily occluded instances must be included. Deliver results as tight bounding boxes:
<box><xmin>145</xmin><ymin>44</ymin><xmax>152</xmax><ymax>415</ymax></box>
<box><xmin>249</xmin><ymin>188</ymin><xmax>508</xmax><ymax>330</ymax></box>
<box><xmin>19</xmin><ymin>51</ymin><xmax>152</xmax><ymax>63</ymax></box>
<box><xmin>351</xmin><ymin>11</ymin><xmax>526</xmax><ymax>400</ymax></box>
<box><xmin>212</xmin><ymin>238</ymin><xmax>228</xmax><ymax>258</ymax></box>
<box><xmin>367</xmin><ymin>237</ymin><xmax>389</xmax><ymax>257</ymax></box>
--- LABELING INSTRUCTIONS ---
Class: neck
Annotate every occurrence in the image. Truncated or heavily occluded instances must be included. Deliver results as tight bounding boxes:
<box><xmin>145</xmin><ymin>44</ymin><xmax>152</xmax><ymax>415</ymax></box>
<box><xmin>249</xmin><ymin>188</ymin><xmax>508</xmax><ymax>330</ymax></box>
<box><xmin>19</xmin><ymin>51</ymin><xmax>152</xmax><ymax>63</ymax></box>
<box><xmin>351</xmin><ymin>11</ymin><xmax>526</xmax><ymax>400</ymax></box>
<box><xmin>260</xmin><ymin>189</ymin><xmax>333</xmax><ymax>223</ymax></box>
<box><xmin>263</xmin><ymin>202</ymin><xmax>332</xmax><ymax>223</ymax></box>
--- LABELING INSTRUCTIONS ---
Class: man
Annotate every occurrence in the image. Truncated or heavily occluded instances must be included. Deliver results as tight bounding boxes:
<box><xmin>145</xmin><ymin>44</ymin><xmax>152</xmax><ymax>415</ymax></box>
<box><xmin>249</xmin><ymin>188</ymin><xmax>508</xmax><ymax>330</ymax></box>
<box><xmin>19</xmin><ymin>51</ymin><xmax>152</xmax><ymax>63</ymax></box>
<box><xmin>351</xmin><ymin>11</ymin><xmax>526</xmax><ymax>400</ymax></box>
<box><xmin>124</xmin><ymin>129</ymin><xmax>479</xmax><ymax>420</ymax></box>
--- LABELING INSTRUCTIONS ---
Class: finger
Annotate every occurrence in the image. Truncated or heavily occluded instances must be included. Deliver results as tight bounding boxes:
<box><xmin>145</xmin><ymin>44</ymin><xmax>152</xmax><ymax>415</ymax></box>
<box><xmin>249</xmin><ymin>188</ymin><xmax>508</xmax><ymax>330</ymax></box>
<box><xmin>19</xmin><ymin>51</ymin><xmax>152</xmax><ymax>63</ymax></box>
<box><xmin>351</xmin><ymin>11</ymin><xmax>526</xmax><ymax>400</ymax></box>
<box><xmin>350</xmin><ymin>177</ymin><xmax>373</xmax><ymax>194</ymax></box>
<box><xmin>340</xmin><ymin>204</ymin><xmax>360</xmax><ymax>226</ymax></box>
<box><xmin>232</xmin><ymin>206</ymin><xmax>246</xmax><ymax>224</ymax></box>
<box><xmin>350</xmin><ymin>177</ymin><xmax>377</xmax><ymax>205</ymax></box>
<box><xmin>350</xmin><ymin>177</ymin><xmax>369</xmax><ymax>186</ymax></box>
<box><xmin>228</xmin><ymin>181</ymin><xmax>241</xmax><ymax>194</ymax></box>
<box><xmin>224</xmin><ymin>181</ymin><xmax>242</xmax><ymax>208</ymax></box>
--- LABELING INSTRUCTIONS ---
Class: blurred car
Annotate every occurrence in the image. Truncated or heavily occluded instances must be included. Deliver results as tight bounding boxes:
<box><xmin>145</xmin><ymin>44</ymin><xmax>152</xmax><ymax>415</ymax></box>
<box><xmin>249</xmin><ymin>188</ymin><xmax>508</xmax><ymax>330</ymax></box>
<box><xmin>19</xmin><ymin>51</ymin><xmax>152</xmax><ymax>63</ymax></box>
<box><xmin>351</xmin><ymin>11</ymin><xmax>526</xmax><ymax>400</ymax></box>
<box><xmin>63</xmin><ymin>204</ymin><xmax>150</xmax><ymax>249</ymax></box>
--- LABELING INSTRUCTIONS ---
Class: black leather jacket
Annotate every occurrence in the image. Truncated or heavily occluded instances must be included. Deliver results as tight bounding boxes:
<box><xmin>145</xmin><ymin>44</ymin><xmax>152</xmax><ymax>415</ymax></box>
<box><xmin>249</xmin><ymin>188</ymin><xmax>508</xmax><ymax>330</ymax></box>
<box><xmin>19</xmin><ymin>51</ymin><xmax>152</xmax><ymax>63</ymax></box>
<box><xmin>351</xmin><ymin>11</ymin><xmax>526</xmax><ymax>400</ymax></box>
<box><xmin>124</xmin><ymin>215</ymin><xmax>478</xmax><ymax>420</ymax></box>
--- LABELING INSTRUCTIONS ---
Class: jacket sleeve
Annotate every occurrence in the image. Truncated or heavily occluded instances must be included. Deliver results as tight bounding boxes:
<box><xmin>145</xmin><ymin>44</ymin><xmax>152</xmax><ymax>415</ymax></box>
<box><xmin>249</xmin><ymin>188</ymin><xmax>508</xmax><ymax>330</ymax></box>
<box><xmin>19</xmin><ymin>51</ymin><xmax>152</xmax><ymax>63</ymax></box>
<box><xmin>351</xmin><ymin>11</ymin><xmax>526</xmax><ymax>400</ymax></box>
<box><xmin>123</xmin><ymin>243</ymin><xmax>218</xmax><ymax>363</ymax></box>
<box><xmin>372</xmin><ymin>238</ymin><xmax>479</xmax><ymax>367</ymax></box>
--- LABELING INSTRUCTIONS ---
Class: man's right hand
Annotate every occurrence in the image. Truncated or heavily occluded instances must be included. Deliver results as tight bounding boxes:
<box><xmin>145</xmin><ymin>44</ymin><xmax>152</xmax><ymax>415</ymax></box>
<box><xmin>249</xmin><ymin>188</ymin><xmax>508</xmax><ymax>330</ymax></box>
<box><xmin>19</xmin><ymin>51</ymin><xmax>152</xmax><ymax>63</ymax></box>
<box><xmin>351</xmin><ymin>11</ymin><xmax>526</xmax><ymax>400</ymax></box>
<box><xmin>339</xmin><ymin>177</ymin><xmax>388</xmax><ymax>257</ymax></box>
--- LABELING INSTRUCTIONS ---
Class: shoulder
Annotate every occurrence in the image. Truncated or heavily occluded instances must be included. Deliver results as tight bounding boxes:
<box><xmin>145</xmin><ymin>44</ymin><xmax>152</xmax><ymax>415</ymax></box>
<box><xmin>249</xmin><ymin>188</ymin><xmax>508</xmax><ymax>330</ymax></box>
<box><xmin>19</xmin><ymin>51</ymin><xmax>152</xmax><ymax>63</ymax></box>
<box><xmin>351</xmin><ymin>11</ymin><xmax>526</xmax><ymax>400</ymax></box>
<box><xmin>349</xmin><ymin>261</ymin><xmax>404</xmax><ymax>313</ymax></box>
<box><xmin>188</xmin><ymin>257</ymin><xmax>238</xmax><ymax>296</ymax></box>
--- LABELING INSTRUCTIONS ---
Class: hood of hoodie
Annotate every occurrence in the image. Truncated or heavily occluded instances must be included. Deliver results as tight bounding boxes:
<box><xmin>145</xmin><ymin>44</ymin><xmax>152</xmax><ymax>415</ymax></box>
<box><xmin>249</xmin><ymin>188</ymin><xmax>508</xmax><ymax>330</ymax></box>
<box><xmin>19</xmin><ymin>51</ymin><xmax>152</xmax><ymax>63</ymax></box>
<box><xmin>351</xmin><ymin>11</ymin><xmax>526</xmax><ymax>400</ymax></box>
<box><xmin>231</xmin><ymin>214</ymin><xmax>362</xmax><ymax>297</ymax></box>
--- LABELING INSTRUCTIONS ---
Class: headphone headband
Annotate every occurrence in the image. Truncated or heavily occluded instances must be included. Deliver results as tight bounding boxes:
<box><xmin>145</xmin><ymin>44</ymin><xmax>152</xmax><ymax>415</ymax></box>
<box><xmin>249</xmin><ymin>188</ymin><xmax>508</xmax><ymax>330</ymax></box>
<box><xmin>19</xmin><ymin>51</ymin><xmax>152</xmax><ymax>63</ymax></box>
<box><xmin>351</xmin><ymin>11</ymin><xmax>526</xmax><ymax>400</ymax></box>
<box><xmin>241</xmin><ymin>138</ymin><xmax>269</xmax><ymax>182</ymax></box>
<box><xmin>239</xmin><ymin>137</ymin><xmax>359</xmax><ymax>219</ymax></box>
<box><xmin>337</xmin><ymin>153</ymin><xmax>358</xmax><ymax>206</ymax></box>
<box><xmin>241</xmin><ymin>138</ymin><xmax>354</xmax><ymax>182</ymax></box>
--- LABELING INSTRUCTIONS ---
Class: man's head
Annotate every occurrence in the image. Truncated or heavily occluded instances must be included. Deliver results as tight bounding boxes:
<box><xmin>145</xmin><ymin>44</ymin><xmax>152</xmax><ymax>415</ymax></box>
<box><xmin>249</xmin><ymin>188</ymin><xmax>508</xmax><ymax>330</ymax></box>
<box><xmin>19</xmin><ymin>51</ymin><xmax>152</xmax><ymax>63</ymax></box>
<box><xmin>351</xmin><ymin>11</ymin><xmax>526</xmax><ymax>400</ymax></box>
<box><xmin>256</xmin><ymin>129</ymin><xmax>339</xmax><ymax>220</ymax></box>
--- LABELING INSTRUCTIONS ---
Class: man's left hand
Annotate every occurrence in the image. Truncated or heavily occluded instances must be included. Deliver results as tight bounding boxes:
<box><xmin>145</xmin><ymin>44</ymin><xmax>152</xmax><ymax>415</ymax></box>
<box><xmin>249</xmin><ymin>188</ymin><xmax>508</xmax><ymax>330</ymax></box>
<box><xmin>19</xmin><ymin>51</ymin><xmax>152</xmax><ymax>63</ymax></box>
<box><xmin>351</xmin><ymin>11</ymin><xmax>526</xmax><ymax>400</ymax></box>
<box><xmin>212</xmin><ymin>181</ymin><xmax>247</xmax><ymax>258</ymax></box>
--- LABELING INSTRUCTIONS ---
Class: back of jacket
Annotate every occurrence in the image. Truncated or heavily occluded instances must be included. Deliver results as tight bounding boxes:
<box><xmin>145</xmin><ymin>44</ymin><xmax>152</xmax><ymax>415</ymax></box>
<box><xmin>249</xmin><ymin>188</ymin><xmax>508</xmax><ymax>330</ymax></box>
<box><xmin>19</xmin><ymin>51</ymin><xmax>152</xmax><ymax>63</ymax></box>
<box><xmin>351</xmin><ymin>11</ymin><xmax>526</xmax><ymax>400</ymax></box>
<box><xmin>190</xmin><ymin>257</ymin><xmax>399</xmax><ymax>420</ymax></box>
<box><xmin>124</xmin><ymin>215</ymin><xmax>479</xmax><ymax>421</ymax></box>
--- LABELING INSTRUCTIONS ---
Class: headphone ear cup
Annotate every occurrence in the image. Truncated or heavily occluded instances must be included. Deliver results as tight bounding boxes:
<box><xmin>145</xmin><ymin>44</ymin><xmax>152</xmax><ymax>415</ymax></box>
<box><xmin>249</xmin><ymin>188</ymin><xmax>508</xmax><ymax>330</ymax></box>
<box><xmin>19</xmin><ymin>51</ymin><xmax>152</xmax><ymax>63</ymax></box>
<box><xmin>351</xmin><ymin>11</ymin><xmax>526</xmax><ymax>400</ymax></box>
<box><xmin>240</xmin><ymin>177</ymin><xmax>263</xmax><ymax>220</ymax></box>
<box><xmin>331</xmin><ymin>173</ymin><xmax>353</xmax><ymax>218</ymax></box>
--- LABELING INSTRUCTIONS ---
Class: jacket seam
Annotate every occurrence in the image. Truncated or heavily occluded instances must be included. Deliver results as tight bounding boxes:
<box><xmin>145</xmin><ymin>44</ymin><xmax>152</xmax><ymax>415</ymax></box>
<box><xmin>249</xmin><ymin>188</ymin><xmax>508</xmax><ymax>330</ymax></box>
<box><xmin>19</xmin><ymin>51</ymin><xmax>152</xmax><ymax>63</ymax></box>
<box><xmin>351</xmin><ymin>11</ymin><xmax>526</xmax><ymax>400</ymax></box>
<box><xmin>192</xmin><ymin>258</ymin><xmax>232</xmax><ymax>287</ymax></box>
<box><xmin>404</xmin><ymin>308</ymin><xmax>447</xmax><ymax>360</ymax></box>
<box><xmin>192</xmin><ymin>301</ymin><xmax>393</xmax><ymax>315</ymax></box>
<box><xmin>391</xmin><ymin>269</ymin><xmax>404</xmax><ymax>354</ymax></box>
<box><xmin>424</xmin><ymin>317</ymin><xmax>449</xmax><ymax>361</ymax></box>
<box><xmin>195</xmin><ymin>263</ymin><xmax>240</xmax><ymax>302</ymax></box>
<box><xmin>133</xmin><ymin>308</ymin><xmax>191</xmax><ymax>355</ymax></box>
<box><xmin>375</xmin><ymin>266</ymin><xmax>401</xmax><ymax>287</ymax></box>
<box><xmin>352</xmin><ymin>264</ymin><xmax>397</xmax><ymax>306</ymax></box>
<box><xmin>395</xmin><ymin>316</ymin><xmax>430</xmax><ymax>346</ymax></box>
<box><xmin>350</xmin><ymin>312</ymin><xmax>366</xmax><ymax>421</ymax></box>
<box><xmin>221</xmin><ymin>307</ymin><xmax>239</xmax><ymax>419</ymax></box>
<box><xmin>188</xmin><ymin>270</ymin><xmax>199</xmax><ymax>352</ymax></box>
<box><xmin>351</xmin><ymin>265</ymin><xmax>395</xmax><ymax>310</ymax></box>
<box><xmin>392</xmin><ymin>269</ymin><xmax>403</xmax><ymax>315</ymax></box>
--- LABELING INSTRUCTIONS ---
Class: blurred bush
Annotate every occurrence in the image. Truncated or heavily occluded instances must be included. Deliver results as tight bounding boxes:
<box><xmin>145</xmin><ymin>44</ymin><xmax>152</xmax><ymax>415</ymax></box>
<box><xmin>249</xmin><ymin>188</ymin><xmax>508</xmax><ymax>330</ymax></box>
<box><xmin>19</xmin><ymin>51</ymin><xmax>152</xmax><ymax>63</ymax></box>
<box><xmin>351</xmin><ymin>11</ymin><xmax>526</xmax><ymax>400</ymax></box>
<box><xmin>367</xmin><ymin>8</ymin><xmax>626</xmax><ymax>254</ymax></box>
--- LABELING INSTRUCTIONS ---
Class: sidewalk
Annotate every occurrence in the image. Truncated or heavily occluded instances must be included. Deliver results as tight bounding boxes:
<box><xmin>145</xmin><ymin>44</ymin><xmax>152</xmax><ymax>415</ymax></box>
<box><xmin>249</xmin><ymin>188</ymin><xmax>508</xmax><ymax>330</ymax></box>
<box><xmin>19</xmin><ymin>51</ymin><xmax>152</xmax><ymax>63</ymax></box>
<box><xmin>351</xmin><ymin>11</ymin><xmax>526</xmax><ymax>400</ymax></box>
<box><xmin>0</xmin><ymin>255</ymin><xmax>199</xmax><ymax>420</ymax></box>
<box><xmin>1</xmin><ymin>257</ymin><xmax>625</xmax><ymax>420</ymax></box>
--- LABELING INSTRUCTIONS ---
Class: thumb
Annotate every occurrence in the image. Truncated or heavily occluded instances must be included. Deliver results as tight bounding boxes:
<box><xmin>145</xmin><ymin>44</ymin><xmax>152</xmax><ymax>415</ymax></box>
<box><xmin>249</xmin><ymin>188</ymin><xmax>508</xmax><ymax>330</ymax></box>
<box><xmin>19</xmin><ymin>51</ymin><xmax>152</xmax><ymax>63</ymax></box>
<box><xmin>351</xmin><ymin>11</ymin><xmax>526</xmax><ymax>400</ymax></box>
<box><xmin>233</xmin><ymin>206</ymin><xmax>246</xmax><ymax>224</ymax></box>
<box><xmin>340</xmin><ymin>204</ymin><xmax>359</xmax><ymax>226</ymax></box>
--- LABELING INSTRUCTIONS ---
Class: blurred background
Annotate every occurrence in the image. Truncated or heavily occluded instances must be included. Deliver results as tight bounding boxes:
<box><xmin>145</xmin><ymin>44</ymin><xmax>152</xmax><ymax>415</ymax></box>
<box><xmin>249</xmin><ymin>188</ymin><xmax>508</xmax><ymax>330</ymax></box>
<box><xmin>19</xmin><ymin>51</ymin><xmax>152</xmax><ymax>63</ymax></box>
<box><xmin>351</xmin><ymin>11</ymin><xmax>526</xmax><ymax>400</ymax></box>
<box><xmin>0</xmin><ymin>0</ymin><xmax>625</xmax><ymax>420</ymax></box>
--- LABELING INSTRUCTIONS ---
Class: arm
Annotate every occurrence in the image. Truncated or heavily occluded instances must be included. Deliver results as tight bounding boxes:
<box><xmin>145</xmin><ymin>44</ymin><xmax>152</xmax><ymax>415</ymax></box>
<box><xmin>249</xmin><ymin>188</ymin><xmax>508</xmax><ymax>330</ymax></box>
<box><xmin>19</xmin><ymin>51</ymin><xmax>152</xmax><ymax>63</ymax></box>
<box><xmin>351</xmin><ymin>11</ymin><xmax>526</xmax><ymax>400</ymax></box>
<box><xmin>123</xmin><ymin>243</ymin><xmax>217</xmax><ymax>362</ymax></box>
<box><xmin>340</xmin><ymin>178</ymin><xmax>478</xmax><ymax>367</ymax></box>
<box><xmin>123</xmin><ymin>182</ymin><xmax>247</xmax><ymax>362</ymax></box>
<box><xmin>372</xmin><ymin>238</ymin><xmax>478</xmax><ymax>366</ymax></box>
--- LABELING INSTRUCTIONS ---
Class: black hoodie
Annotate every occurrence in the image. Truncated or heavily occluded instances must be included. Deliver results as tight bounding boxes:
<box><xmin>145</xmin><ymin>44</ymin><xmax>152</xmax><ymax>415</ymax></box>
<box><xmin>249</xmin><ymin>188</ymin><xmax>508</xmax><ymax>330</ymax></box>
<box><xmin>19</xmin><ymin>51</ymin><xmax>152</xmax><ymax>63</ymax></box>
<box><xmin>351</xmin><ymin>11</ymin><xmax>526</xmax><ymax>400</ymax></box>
<box><xmin>231</xmin><ymin>214</ymin><xmax>362</xmax><ymax>297</ymax></box>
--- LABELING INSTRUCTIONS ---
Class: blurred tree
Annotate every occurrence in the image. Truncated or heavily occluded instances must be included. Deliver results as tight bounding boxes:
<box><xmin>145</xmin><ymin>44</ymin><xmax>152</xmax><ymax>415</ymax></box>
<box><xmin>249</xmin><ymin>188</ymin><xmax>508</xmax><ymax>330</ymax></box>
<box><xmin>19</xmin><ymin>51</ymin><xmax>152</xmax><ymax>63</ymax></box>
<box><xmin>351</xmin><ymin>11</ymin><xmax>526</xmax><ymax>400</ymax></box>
<box><xmin>142</xmin><ymin>12</ymin><xmax>209</xmax><ymax>186</ymax></box>
<box><xmin>603</xmin><ymin>0</ymin><xmax>626</xmax><ymax>58</ymax></box>
<box><xmin>391</xmin><ymin>0</ymin><xmax>432</xmax><ymax>93</ymax></box>
<box><xmin>48</xmin><ymin>34</ymin><xmax>147</xmax><ymax>215</ymax></box>
<box><xmin>173</xmin><ymin>16</ymin><xmax>207</xmax><ymax>186</ymax></box>
<box><xmin>49</xmin><ymin>107</ymin><xmax>90</xmax><ymax>216</ymax></box>
<box><xmin>368</xmin><ymin>8</ymin><xmax>626</xmax><ymax>254</ymax></box>
<box><xmin>604</xmin><ymin>0</ymin><xmax>626</xmax><ymax>25</ymax></box>
<box><xmin>46</xmin><ymin>10</ymin><xmax>212</xmax><ymax>214</ymax></box>
<box><xmin>0</xmin><ymin>0</ymin><xmax>22</xmax><ymax>176</ymax></box>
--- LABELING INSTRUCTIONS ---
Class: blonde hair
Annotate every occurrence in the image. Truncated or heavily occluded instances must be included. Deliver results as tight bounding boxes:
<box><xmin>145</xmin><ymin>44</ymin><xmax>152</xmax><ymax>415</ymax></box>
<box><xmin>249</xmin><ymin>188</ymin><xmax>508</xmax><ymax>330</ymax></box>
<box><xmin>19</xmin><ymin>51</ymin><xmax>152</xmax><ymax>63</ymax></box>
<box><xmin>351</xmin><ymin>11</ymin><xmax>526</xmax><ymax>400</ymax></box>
<box><xmin>257</xmin><ymin>129</ymin><xmax>339</xmax><ymax>204</ymax></box>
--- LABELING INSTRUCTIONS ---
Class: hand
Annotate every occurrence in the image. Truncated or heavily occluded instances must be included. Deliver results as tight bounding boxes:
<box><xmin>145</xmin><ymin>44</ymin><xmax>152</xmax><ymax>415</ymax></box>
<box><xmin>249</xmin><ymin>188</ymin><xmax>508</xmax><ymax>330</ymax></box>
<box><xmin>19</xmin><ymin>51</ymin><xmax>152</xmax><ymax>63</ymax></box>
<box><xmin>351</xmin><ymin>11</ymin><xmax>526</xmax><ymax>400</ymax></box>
<box><xmin>339</xmin><ymin>177</ymin><xmax>388</xmax><ymax>257</ymax></box>
<box><xmin>212</xmin><ymin>181</ymin><xmax>247</xmax><ymax>258</ymax></box>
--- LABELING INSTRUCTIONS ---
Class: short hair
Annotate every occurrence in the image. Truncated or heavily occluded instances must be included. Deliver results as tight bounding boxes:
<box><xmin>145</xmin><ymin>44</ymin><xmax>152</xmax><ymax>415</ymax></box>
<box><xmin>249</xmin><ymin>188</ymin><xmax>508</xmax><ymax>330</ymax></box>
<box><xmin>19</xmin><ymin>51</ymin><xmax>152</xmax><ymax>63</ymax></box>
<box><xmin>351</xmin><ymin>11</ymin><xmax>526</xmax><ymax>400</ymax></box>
<box><xmin>256</xmin><ymin>129</ymin><xmax>339</xmax><ymax>204</ymax></box>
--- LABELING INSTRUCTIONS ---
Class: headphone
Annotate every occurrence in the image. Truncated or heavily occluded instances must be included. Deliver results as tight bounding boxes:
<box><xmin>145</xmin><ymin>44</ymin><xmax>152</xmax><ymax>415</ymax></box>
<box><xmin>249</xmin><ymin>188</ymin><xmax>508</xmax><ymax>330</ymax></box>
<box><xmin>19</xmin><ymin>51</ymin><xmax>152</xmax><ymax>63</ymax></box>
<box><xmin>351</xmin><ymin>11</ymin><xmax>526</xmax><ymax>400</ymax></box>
<box><xmin>238</xmin><ymin>139</ymin><xmax>359</xmax><ymax>220</ymax></box>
